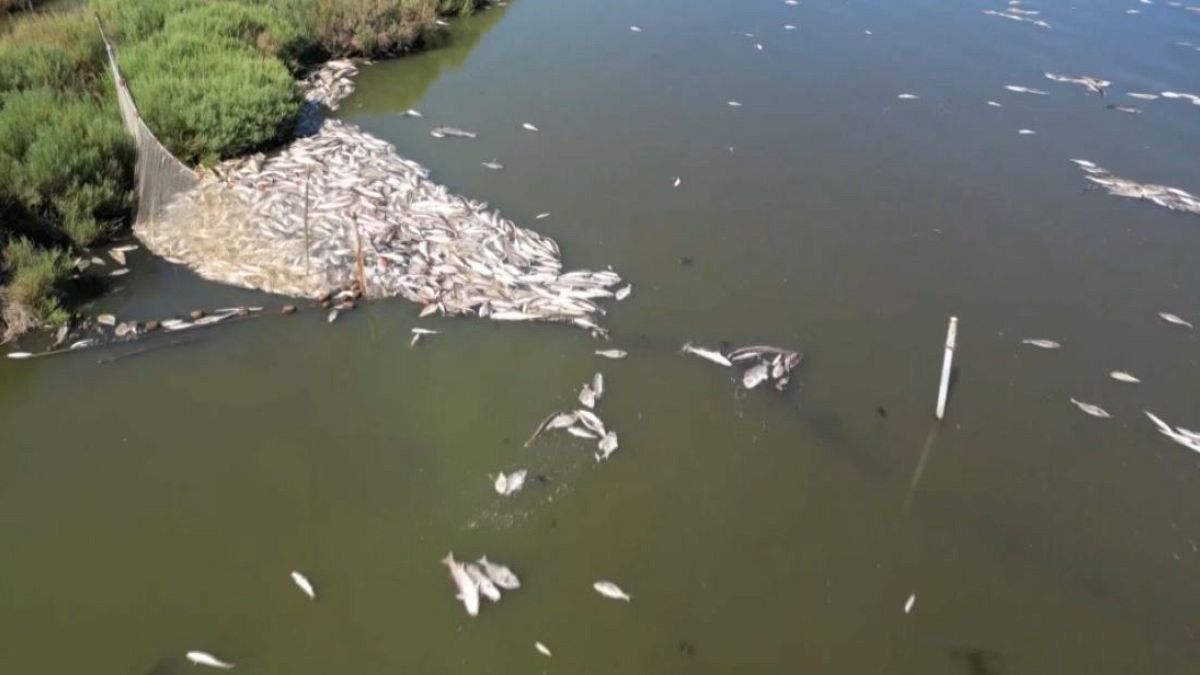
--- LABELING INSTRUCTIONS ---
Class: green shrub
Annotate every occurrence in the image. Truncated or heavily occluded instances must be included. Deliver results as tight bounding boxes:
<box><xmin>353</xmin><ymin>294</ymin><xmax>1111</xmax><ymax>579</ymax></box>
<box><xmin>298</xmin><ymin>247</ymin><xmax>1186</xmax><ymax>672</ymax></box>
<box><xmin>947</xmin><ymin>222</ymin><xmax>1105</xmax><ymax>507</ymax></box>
<box><xmin>0</xmin><ymin>88</ymin><xmax>134</xmax><ymax>247</ymax></box>
<box><xmin>93</xmin><ymin>0</ymin><xmax>199</xmax><ymax>43</ymax></box>
<box><xmin>120</xmin><ymin>32</ymin><xmax>299</xmax><ymax>164</ymax></box>
<box><xmin>164</xmin><ymin>2</ymin><xmax>319</xmax><ymax>72</ymax></box>
<box><xmin>1</xmin><ymin>236</ymin><xmax>70</xmax><ymax>326</ymax></box>
<box><xmin>0</xmin><ymin>9</ymin><xmax>106</xmax><ymax>92</ymax></box>
<box><xmin>306</xmin><ymin>0</ymin><xmax>439</xmax><ymax>57</ymax></box>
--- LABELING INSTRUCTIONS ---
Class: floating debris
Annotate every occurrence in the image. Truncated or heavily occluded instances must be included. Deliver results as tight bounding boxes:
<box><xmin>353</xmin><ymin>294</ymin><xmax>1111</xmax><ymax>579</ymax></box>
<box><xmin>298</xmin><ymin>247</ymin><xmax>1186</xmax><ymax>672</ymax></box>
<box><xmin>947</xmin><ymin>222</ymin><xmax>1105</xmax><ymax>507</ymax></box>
<box><xmin>1070</xmin><ymin>398</ymin><xmax>1112</xmax><ymax>418</ymax></box>
<box><xmin>1071</xmin><ymin>160</ymin><xmax>1200</xmax><ymax>216</ymax></box>
<box><xmin>1045</xmin><ymin>73</ymin><xmax>1110</xmax><ymax>95</ymax></box>
<box><xmin>593</xmin><ymin>580</ymin><xmax>632</xmax><ymax>601</ymax></box>
<box><xmin>1110</xmin><ymin>371</ymin><xmax>1141</xmax><ymax>383</ymax></box>
<box><xmin>1005</xmin><ymin>85</ymin><xmax>1049</xmax><ymax>95</ymax></box>
<box><xmin>1145</xmin><ymin>411</ymin><xmax>1200</xmax><ymax>453</ymax></box>
<box><xmin>1022</xmin><ymin>338</ymin><xmax>1061</xmax><ymax>349</ymax></box>
<box><xmin>290</xmin><ymin>571</ymin><xmax>316</xmax><ymax>599</ymax></box>
<box><xmin>186</xmin><ymin>651</ymin><xmax>235</xmax><ymax>670</ymax></box>
<box><xmin>1159</xmin><ymin>312</ymin><xmax>1194</xmax><ymax>328</ymax></box>
<box><xmin>535</xmin><ymin>642</ymin><xmax>552</xmax><ymax>657</ymax></box>
<box><xmin>595</xmin><ymin>349</ymin><xmax>627</xmax><ymax>359</ymax></box>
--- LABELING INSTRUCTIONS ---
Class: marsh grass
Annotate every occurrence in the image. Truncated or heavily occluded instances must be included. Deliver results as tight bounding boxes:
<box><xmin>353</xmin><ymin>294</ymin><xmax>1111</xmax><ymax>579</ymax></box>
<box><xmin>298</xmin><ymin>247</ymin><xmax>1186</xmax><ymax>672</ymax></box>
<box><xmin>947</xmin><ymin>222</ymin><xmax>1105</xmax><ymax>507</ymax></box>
<box><xmin>1</xmin><ymin>236</ymin><xmax>71</xmax><ymax>327</ymax></box>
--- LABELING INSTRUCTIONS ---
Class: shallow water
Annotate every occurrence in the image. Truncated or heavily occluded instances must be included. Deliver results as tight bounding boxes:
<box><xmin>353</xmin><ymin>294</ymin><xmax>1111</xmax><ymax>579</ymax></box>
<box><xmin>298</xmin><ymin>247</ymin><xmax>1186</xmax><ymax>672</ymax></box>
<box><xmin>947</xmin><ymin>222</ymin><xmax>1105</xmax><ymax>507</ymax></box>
<box><xmin>3</xmin><ymin>0</ymin><xmax>1200</xmax><ymax>673</ymax></box>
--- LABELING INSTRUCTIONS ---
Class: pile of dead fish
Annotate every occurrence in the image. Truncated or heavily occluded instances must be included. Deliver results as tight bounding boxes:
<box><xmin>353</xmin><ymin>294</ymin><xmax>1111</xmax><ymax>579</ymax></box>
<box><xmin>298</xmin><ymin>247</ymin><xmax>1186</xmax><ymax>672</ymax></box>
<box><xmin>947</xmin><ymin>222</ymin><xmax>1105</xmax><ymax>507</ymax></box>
<box><xmin>441</xmin><ymin>552</ymin><xmax>521</xmax><ymax>617</ymax></box>
<box><xmin>137</xmin><ymin>60</ymin><xmax>625</xmax><ymax>337</ymax></box>
<box><xmin>681</xmin><ymin>342</ymin><xmax>803</xmax><ymax>392</ymax></box>
<box><xmin>1044</xmin><ymin>73</ymin><xmax>1109</xmax><ymax>95</ymax></box>
<box><xmin>1071</xmin><ymin>159</ymin><xmax>1200</xmax><ymax>216</ymax></box>
<box><xmin>525</xmin><ymin>372</ymin><xmax>619</xmax><ymax>461</ymax></box>
<box><xmin>298</xmin><ymin>59</ymin><xmax>360</xmax><ymax>111</ymax></box>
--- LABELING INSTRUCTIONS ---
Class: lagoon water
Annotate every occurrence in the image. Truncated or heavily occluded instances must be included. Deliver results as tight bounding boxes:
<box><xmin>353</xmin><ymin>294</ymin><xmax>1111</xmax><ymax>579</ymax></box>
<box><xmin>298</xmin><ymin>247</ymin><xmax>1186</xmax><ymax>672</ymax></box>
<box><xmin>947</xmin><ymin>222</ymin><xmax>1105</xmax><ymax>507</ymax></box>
<box><xmin>3</xmin><ymin>1</ymin><xmax>1200</xmax><ymax>673</ymax></box>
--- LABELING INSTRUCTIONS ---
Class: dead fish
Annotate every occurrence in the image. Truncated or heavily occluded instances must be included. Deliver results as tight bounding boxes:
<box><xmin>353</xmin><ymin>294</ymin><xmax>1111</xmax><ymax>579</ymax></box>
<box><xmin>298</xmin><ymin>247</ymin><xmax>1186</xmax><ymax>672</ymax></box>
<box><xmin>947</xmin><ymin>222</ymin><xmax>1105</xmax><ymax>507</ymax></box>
<box><xmin>466</xmin><ymin>563</ymin><xmax>502</xmax><ymax>603</ymax></box>
<box><xmin>1145</xmin><ymin>411</ymin><xmax>1200</xmax><ymax>454</ymax></box>
<box><xmin>96</xmin><ymin>314</ymin><xmax>117</xmax><ymax>327</ymax></box>
<box><xmin>1127</xmin><ymin>92</ymin><xmax>1159</xmax><ymax>100</ymax></box>
<box><xmin>1107</xmin><ymin>104</ymin><xmax>1142</xmax><ymax>114</ymax></box>
<box><xmin>1070</xmin><ymin>398</ymin><xmax>1112</xmax><ymax>418</ymax></box>
<box><xmin>525</xmin><ymin>411</ymin><xmax>578</xmax><ymax>446</ymax></box>
<box><xmin>290</xmin><ymin>571</ymin><xmax>316</xmax><ymax>599</ymax></box>
<box><xmin>897</xmin><ymin>93</ymin><xmax>920</xmax><ymax>100</ymax></box>
<box><xmin>1018</xmin><ymin>128</ymin><xmax>1037</xmax><ymax>135</ymax></box>
<box><xmin>535</xmin><ymin>642</ymin><xmax>552</xmax><ymax>657</ymax></box>
<box><xmin>481</xmin><ymin>160</ymin><xmax>504</xmax><ymax>171</ymax></box>
<box><xmin>681</xmin><ymin>342</ymin><xmax>732</xmax><ymax>367</ymax></box>
<box><xmin>419</xmin><ymin>303</ymin><xmax>441</xmax><ymax>318</ymax></box>
<box><xmin>409</xmin><ymin>327</ymin><xmax>439</xmax><ymax>347</ymax></box>
<box><xmin>495</xmin><ymin>469</ymin><xmax>526</xmax><ymax>496</ymax></box>
<box><xmin>785</xmin><ymin>24</ymin><xmax>797</xmax><ymax>30</ymax></box>
<box><xmin>90</xmin><ymin>256</ymin><xmax>106</xmax><ymax>266</ymax></box>
<box><xmin>493</xmin><ymin>472</ymin><xmax>509</xmax><ymax>495</ymax></box>
<box><xmin>727</xmin><ymin>100</ymin><xmax>743</xmax><ymax>107</ymax></box>
<box><xmin>478</xmin><ymin>556</ymin><xmax>521</xmax><ymax>589</ymax></box>
<box><xmin>576</xmin><ymin>409</ymin><xmax>606</xmax><ymax>436</ymax></box>
<box><xmin>592</xmin><ymin>372</ymin><xmax>604</xmax><ymax>400</ymax></box>
<box><xmin>1022</xmin><ymin>338</ymin><xmax>1061</xmax><ymax>349</ymax></box>
<box><xmin>614</xmin><ymin>284</ymin><xmax>632</xmax><ymax>300</ymax></box>
<box><xmin>595</xmin><ymin>349</ymin><xmax>627</xmax><ymax>359</ymax></box>
<box><xmin>742</xmin><ymin>362</ymin><xmax>770</xmax><ymax>389</ymax></box>
<box><xmin>109</xmin><ymin>249</ymin><xmax>127</xmax><ymax>265</ymax></box>
<box><xmin>110</xmin><ymin>244</ymin><xmax>139</xmax><ymax>253</ymax></box>
<box><xmin>186</xmin><ymin>651</ymin><xmax>235</xmax><ymax>669</ymax></box>
<box><xmin>1005</xmin><ymin>85</ymin><xmax>1049</xmax><ymax>95</ymax></box>
<box><xmin>579</xmin><ymin>383</ymin><xmax>596</xmax><ymax>408</ymax></box>
<box><xmin>431</xmin><ymin>126</ymin><xmax>477</xmax><ymax>139</ymax></box>
<box><xmin>442</xmin><ymin>552</ymin><xmax>480</xmax><ymax>617</ymax></box>
<box><xmin>566</xmin><ymin>425</ymin><xmax>598</xmax><ymax>439</ymax></box>
<box><xmin>987</xmin><ymin>100</ymin><xmax>1003</xmax><ymax>107</ymax></box>
<box><xmin>672</xmin><ymin>176</ymin><xmax>682</xmax><ymax>187</ymax></box>
<box><xmin>596</xmin><ymin>431</ymin><xmax>619</xmax><ymax>461</ymax></box>
<box><xmin>522</xmin><ymin>123</ymin><xmax>539</xmax><ymax>131</ymax></box>
<box><xmin>6</xmin><ymin>352</ymin><xmax>33</xmax><ymax>360</ymax></box>
<box><xmin>904</xmin><ymin>593</ymin><xmax>916</xmax><ymax>614</ymax></box>
<box><xmin>402</xmin><ymin>109</ymin><xmax>423</xmax><ymax>117</ymax></box>
<box><xmin>593</xmin><ymin>580</ymin><xmax>631</xmax><ymax>601</ymax></box>
<box><xmin>69</xmin><ymin>339</ymin><xmax>96</xmax><ymax>349</ymax></box>
<box><xmin>536</xmin><ymin>212</ymin><xmax>551</xmax><ymax>219</ymax></box>
<box><xmin>109</xmin><ymin>268</ymin><xmax>129</xmax><ymax>277</ymax></box>
<box><xmin>1159</xmin><ymin>312</ymin><xmax>1194</xmax><ymax>328</ymax></box>
<box><xmin>327</xmin><ymin>309</ymin><xmax>339</xmax><ymax>323</ymax></box>
<box><xmin>630</xmin><ymin>25</ymin><xmax>642</xmax><ymax>32</ymax></box>
<box><xmin>1110</xmin><ymin>371</ymin><xmax>1140</xmax><ymax>383</ymax></box>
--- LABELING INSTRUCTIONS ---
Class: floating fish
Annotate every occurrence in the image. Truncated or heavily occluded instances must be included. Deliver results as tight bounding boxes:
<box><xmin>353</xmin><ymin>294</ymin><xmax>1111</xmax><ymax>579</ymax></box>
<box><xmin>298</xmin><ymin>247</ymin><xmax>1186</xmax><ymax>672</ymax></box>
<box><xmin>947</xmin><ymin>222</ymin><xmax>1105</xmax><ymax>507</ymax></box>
<box><xmin>478</xmin><ymin>556</ymin><xmax>521</xmax><ymax>589</ymax></box>
<box><xmin>535</xmin><ymin>212</ymin><xmax>551</xmax><ymax>219</ymax></box>
<box><xmin>1145</xmin><ymin>411</ymin><xmax>1200</xmax><ymax>453</ymax></box>
<box><xmin>69</xmin><ymin>339</ymin><xmax>95</xmax><ymax>349</ymax></box>
<box><xmin>614</xmin><ymin>284</ymin><xmax>632</xmax><ymax>300</ymax></box>
<box><xmin>742</xmin><ymin>362</ymin><xmax>770</xmax><ymax>389</ymax></box>
<box><xmin>1159</xmin><ymin>312</ymin><xmax>1193</xmax><ymax>328</ymax></box>
<box><xmin>327</xmin><ymin>309</ymin><xmax>339</xmax><ymax>323</ymax></box>
<box><xmin>1110</xmin><ymin>371</ymin><xmax>1140</xmax><ymax>383</ymax></box>
<box><xmin>755</xmin><ymin>43</ymin><xmax>764</xmax><ymax>51</ymax></box>
<box><xmin>466</xmin><ymin>563</ymin><xmax>502</xmax><ymax>602</ymax></box>
<box><xmin>630</xmin><ymin>25</ymin><xmax>642</xmax><ymax>32</ymax></box>
<box><xmin>576</xmin><ymin>409</ymin><xmax>606</xmax><ymax>436</ymax></box>
<box><xmin>579</xmin><ymin>383</ymin><xmax>596</xmax><ymax>408</ymax></box>
<box><xmin>897</xmin><ymin>93</ymin><xmax>919</xmax><ymax>100</ymax></box>
<box><xmin>1127</xmin><ymin>92</ymin><xmax>1159</xmax><ymax>100</ymax></box>
<box><xmin>402</xmin><ymin>109</ymin><xmax>423</xmax><ymax>117</ymax></box>
<box><xmin>567</xmin><ymin>425</ymin><xmax>598</xmax><ymax>439</ymax></box>
<box><xmin>442</xmin><ymin>552</ymin><xmax>480</xmax><ymax>617</ymax></box>
<box><xmin>727</xmin><ymin>100</ymin><xmax>743</xmax><ymax>107</ymax></box>
<box><xmin>1004</xmin><ymin>85</ymin><xmax>1049</xmax><ymax>95</ymax></box>
<box><xmin>1069</xmin><ymin>398</ymin><xmax>1111</xmax><ymax>418</ymax></box>
<box><xmin>109</xmin><ymin>268</ymin><xmax>129</xmax><ymax>276</ymax></box>
<box><xmin>1044</xmin><ymin>73</ymin><xmax>1110</xmax><ymax>95</ymax></box>
<box><xmin>681</xmin><ymin>342</ymin><xmax>732</xmax><ymax>367</ymax></box>
<box><xmin>495</xmin><ymin>469</ymin><xmax>527</xmax><ymax>496</ymax></box>
<box><xmin>593</xmin><ymin>580</ymin><xmax>631</xmax><ymax>601</ymax></box>
<box><xmin>90</xmin><ymin>256</ymin><xmax>106</xmax><ymax>266</ymax></box>
<box><xmin>522</xmin><ymin>123</ymin><xmax>539</xmax><ymax>131</ymax></box>
<box><xmin>186</xmin><ymin>651</ymin><xmax>235</xmax><ymax>669</ymax></box>
<box><xmin>6</xmin><ymin>352</ymin><xmax>33</xmax><ymax>360</ymax></box>
<box><xmin>431</xmin><ymin>126</ymin><xmax>477</xmax><ymax>139</ymax></box>
<box><xmin>97</xmin><ymin>314</ymin><xmax>117</xmax><ymax>327</ymax></box>
<box><xmin>595</xmin><ymin>349</ymin><xmax>627</xmax><ymax>359</ymax></box>
<box><xmin>1107</xmin><ymin>104</ymin><xmax>1142</xmax><ymax>114</ymax></box>
<box><xmin>904</xmin><ymin>594</ymin><xmax>916</xmax><ymax>614</ymax></box>
<box><xmin>596</xmin><ymin>432</ymin><xmax>619</xmax><ymax>461</ymax></box>
<box><xmin>481</xmin><ymin>160</ymin><xmax>504</xmax><ymax>171</ymax></box>
<box><xmin>1018</xmin><ymin>129</ymin><xmax>1036</xmax><ymax>135</ymax></box>
<box><xmin>592</xmin><ymin>372</ymin><xmax>604</xmax><ymax>400</ymax></box>
<box><xmin>494</xmin><ymin>472</ymin><xmax>509</xmax><ymax>495</ymax></box>
<box><xmin>672</xmin><ymin>176</ymin><xmax>681</xmax><ymax>187</ymax></box>
<box><xmin>109</xmin><ymin>249</ymin><xmax>127</xmax><ymax>265</ymax></box>
<box><xmin>290</xmin><ymin>571</ymin><xmax>316</xmax><ymax>599</ymax></box>
<box><xmin>535</xmin><ymin>642</ymin><xmax>552</xmax><ymax>657</ymax></box>
<box><xmin>1022</xmin><ymin>338</ymin><xmax>1061</xmax><ymax>349</ymax></box>
<box><xmin>525</xmin><ymin>410</ymin><xmax>578</xmax><ymax>446</ymax></box>
<box><xmin>110</xmin><ymin>244</ymin><xmax>139</xmax><ymax>253</ymax></box>
<box><xmin>785</xmin><ymin>24</ymin><xmax>797</xmax><ymax>30</ymax></box>
<box><xmin>987</xmin><ymin>100</ymin><xmax>1003</xmax><ymax>107</ymax></box>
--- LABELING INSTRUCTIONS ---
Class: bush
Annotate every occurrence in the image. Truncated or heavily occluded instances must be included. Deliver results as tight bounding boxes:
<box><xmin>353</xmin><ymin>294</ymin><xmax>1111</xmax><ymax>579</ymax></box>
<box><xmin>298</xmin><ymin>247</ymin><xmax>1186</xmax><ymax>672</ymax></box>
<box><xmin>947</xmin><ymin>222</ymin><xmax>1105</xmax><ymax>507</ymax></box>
<box><xmin>306</xmin><ymin>0</ymin><xmax>440</xmax><ymax>56</ymax></box>
<box><xmin>93</xmin><ymin>0</ymin><xmax>199</xmax><ymax>43</ymax></box>
<box><xmin>120</xmin><ymin>32</ymin><xmax>299</xmax><ymax>164</ymax></box>
<box><xmin>0</xmin><ymin>88</ymin><xmax>134</xmax><ymax>247</ymax></box>
<box><xmin>0</xmin><ymin>9</ymin><xmax>106</xmax><ymax>92</ymax></box>
<box><xmin>1</xmin><ymin>236</ymin><xmax>70</xmax><ymax>326</ymax></box>
<box><xmin>163</xmin><ymin>2</ymin><xmax>319</xmax><ymax>72</ymax></box>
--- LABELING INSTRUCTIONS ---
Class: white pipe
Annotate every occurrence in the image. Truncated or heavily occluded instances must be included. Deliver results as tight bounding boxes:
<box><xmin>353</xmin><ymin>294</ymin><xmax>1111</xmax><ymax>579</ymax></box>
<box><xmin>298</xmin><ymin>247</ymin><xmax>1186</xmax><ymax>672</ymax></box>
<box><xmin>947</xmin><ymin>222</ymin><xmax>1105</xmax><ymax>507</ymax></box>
<box><xmin>936</xmin><ymin>317</ymin><xmax>958</xmax><ymax>420</ymax></box>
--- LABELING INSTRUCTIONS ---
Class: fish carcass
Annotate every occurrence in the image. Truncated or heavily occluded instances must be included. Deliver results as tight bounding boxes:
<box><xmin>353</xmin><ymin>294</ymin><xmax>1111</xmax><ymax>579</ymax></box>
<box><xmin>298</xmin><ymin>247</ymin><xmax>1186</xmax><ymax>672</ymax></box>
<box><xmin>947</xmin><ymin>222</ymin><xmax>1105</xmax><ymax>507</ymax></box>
<box><xmin>441</xmin><ymin>552</ymin><xmax>480</xmax><ymax>616</ymax></box>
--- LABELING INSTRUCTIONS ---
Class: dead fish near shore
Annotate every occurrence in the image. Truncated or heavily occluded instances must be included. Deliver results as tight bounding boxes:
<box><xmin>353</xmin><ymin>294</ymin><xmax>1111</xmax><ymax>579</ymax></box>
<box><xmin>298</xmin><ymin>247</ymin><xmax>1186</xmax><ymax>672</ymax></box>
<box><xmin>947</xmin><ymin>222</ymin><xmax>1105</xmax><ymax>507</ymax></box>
<box><xmin>593</xmin><ymin>580</ymin><xmax>632</xmax><ymax>601</ymax></box>
<box><xmin>97</xmin><ymin>314</ymin><xmax>117</xmax><ymax>327</ymax></box>
<box><xmin>595</xmin><ymin>349</ymin><xmax>627</xmax><ymax>359</ymax></box>
<box><xmin>402</xmin><ymin>109</ymin><xmax>423</xmax><ymax>117</ymax></box>
<box><xmin>481</xmin><ymin>160</ymin><xmax>504</xmax><ymax>171</ymax></box>
<box><xmin>5</xmin><ymin>352</ymin><xmax>33</xmax><ymax>360</ymax></box>
<box><xmin>410</xmin><ymin>327</ymin><xmax>439</xmax><ymax>347</ymax></box>
<box><xmin>680</xmin><ymin>342</ymin><xmax>733</xmax><ymax>367</ymax></box>
<box><xmin>1005</xmin><ymin>85</ymin><xmax>1049</xmax><ymax>95</ymax></box>
<box><xmin>1045</xmin><ymin>73</ymin><xmax>1110</xmax><ymax>95</ymax></box>
<box><xmin>109</xmin><ymin>249</ymin><xmax>127</xmax><ymax>265</ymax></box>
<box><xmin>442</xmin><ymin>552</ymin><xmax>480</xmax><ymax>617</ymax></box>
<box><xmin>1159</xmin><ymin>312</ymin><xmax>1194</xmax><ymax>328</ymax></box>
<box><xmin>1145</xmin><ymin>411</ymin><xmax>1200</xmax><ymax>453</ymax></box>
<box><xmin>431</xmin><ymin>126</ymin><xmax>477</xmax><ymax>139</ymax></box>
<box><xmin>1110</xmin><ymin>371</ymin><xmax>1140</xmax><ymax>383</ymax></box>
<box><xmin>1022</xmin><ymin>338</ymin><xmax>1061</xmax><ymax>349</ymax></box>
<box><xmin>186</xmin><ymin>651</ymin><xmax>235</xmax><ymax>669</ymax></box>
<box><xmin>1070</xmin><ymin>398</ymin><xmax>1112</xmax><ymax>418</ymax></box>
<box><xmin>290</xmin><ymin>571</ymin><xmax>316</xmax><ymax>599</ymax></box>
<box><xmin>109</xmin><ymin>268</ymin><xmax>129</xmax><ymax>277</ymax></box>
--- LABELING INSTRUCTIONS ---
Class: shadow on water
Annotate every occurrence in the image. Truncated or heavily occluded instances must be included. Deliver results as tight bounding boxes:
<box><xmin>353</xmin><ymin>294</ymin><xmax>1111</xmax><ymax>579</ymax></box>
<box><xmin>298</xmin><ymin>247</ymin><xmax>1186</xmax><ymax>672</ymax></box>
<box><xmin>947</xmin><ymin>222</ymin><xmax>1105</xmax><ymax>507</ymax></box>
<box><xmin>348</xmin><ymin>2</ymin><xmax>511</xmax><ymax>115</ymax></box>
<box><xmin>950</xmin><ymin>647</ymin><xmax>1002</xmax><ymax>675</ymax></box>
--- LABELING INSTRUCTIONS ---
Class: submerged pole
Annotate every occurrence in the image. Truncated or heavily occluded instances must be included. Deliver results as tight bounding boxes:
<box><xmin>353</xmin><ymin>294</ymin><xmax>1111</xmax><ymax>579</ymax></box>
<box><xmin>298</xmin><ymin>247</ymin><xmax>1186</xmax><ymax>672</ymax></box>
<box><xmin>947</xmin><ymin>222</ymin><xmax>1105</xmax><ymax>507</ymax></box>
<box><xmin>935</xmin><ymin>316</ymin><xmax>958</xmax><ymax>420</ymax></box>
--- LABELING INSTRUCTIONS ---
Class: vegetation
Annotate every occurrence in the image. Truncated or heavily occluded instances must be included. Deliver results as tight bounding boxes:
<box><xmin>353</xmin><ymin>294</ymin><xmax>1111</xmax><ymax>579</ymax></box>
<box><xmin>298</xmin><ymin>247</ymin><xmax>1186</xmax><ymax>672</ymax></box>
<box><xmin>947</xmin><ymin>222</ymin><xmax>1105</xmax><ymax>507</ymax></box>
<box><xmin>1</xmin><ymin>236</ymin><xmax>71</xmax><ymax>332</ymax></box>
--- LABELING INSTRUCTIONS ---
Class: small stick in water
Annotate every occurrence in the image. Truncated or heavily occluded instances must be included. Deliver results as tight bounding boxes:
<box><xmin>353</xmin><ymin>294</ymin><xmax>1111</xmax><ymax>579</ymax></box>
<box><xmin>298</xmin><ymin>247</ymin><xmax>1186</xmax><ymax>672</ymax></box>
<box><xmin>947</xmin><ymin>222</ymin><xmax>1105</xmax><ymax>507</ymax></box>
<box><xmin>935</xmin><ymin>317</ymin><xmax>957</xmax><ymax>420</ymax></box>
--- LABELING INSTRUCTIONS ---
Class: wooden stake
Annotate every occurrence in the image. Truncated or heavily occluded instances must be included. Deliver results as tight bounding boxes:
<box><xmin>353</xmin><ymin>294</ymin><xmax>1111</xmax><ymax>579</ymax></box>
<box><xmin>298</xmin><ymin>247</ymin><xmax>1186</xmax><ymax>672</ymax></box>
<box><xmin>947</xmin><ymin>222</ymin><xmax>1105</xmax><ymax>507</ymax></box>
<box><xmin>936</xmin><ymin>317</ymin><xmax>958</xmax><ymax>420</ymax></box>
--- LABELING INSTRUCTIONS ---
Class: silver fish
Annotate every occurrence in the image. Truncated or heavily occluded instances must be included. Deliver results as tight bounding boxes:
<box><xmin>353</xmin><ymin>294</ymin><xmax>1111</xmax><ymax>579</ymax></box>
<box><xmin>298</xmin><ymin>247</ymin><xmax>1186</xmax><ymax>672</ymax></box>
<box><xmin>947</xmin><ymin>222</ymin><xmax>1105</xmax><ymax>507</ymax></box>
<box><xmin>1159</xmin><ymin>312</ymin><xmax>1194</xmax><ymax>328</ymax></box>
<box><xmin>681</xmin><ymin>342</ymin><xmax>732</xmax><ymax>367</ymax></box>
<box><xmin>109</xmin><ymin>249</ymin><xmax>127</xmax><ymax>265</ymax></box>
<box><xmin>290</xmin><ymin>571</ymin><xmax>316</xmax><ymax>599</ymax></box>
<box><xmin>493</xmin><ymin>472</ymin><xmax>509</xmax><ymax>495</ymax></box>
<box><xmin>595</xmin><ymin>349</ymin><xmax>627</xmax><ymax>359</ymax></box>
<box><xmin>522</xmin><ymin>123</ymin><xmax>539</xmax><ymax>131</ymax></box>
<box><xmin>592</xmin><ymin>372</ymin><xmax>604</xmax><ymax>400</ymax></box>
<box><xmin>6</xmin><ymin>352</ymin><xmax>33</xmax><ymax>359</ymax></box>
<box><xmin>1022</xmin><ymin>339</ymin><xmax>1061</xmax><ymax>349</ymax></box>
<box><xmin>1110</xmin><ymin>371</ymin><xmax>1140</xmax><ymax>383</ymax></box>
<box><xmin>186</xmin><ymin>651</ymin><xmax>235</xmax><ymax>669</ymax></box>
<box><xmin>593</xmin><ymin>580</ymin><xmax>631</xmax><ymax>601</ymax></box>
<box><xmin>109</xmin><ymin>268</ymin><xmax>129</xmax><ymax>277</ymax></box>
<box><xmin>535</xmin><ymin>212</ymin><xmax>551</xmax><ymax>219</ymax></box>
<box><xmin>614</xmin><ymin>284</ymin><xmax>632</xmax><ymax>300</ymax></box>
<box><xmin>1070</xmin><ymin>398</ymin><xmax>1111</xmax><ymax>419</ymax></box>
<box><xmin>442</xmin><ymin>552</ymin><xmax>480</xmax><ymax>617</ymax></box>
<box><xmin>579</xmin><ymin>383</ymin><xmax>596</xmax><ymax>408</ymax></box>
<box><xmin>1145</xmin><ymin>411</ymin><xmax>1200</xmax><ymax>453</ymax></box>
<box><xmin>403</xmin><ymin>109</ymin><xmax>423</xmax><ymax>117</ymax></box>
<box><xmin>566</xmin><ymin>425</ymin><xmax>597</xmax><ymax>439</ymax></box>
<box><xmin>576</xmin><ymin>409</ymin><xmax>606</xmax><ymax>436</ymax></box>
<box><xmin>1005</xmin><ymin>85</ymin><xmax>1049</xmax><ymax>95</ymax></box>
<box><xmin>897</xmin><ymin>93</ymin><xmax>919</xmax><ymax>100</ymax></box>
<box><xmin>432</xmin><ymin>126</ymin><xmax>477</xmax><ymax>139</ymax></box>
<box><xmin>478</xmin><ymin>556</ymin><xmax>521</xmax><ymax>590</ymax></box>
<box><xmin>96</xmin><ymin>314</ymin><xmax>117</xmax><ymax>327</ymax></box>
<box><xmin>327</xmin><ymin>309</ymin><xmax>339</xmax><ymax>323</ymax></box>
<box><xmin>481</xmin><ymin>160</ymin><xmax>504</xmax><ymax>171</ymax></box>
<box><xmin>535</xmin><ymin>642</ymin><xmax>552</xmax><ymax>657</ymax></box>
<box><xmin>742</xmin><ymin>362</ymin><xmax>770</xmax><ymax>389</ymax></box>
<box><xmin>466</xmin><ymin>563</ymin><xmax>502</xmax><ymax>602</ymax></box>
<box><xmin>596</xmin><ymin>432</ymin><xmax>619</xmax><ymax>461</ymax></box>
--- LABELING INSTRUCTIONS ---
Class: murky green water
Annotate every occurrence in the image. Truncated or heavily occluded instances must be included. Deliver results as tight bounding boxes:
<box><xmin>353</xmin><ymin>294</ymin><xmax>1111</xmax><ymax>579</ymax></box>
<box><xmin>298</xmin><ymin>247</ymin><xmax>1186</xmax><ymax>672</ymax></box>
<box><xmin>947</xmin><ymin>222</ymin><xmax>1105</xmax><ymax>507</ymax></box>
<box><xmin>4</xmin><ymin>1</ymin><xmax>1200</xmax><ymax>673</ymax></box>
